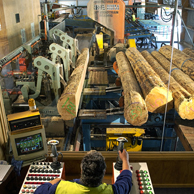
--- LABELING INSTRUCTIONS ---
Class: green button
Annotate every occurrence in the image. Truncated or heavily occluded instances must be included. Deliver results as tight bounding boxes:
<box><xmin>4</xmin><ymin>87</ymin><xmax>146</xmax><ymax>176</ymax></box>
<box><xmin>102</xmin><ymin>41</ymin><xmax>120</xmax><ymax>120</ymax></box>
<box><xmin>149</xmin><ymin>192</ymin><xmax>153</xmax><ymax>194</ymax></box>
<box><xmin>144</xmin><ymin>170</ymin><xmax>148</xmax><ymax>173</ymax></box>
<box><xmin>145</xmin><ymin>174</ymin><xmax>149</xmax><ymax>177</ymax></box>
<box><xmin>146</xmin><ymin>178</ymin><xmax>150</xmax><ymax>181</ymax></box>
<box><xmin>147</xmin><ymin>182</ymin><xmax>151</xmax><ymax>186</ymax></box>
<box><xmin>148</xmin><ymin>187</ymin><xmax>152</xmax><ymax>190</ymax></box>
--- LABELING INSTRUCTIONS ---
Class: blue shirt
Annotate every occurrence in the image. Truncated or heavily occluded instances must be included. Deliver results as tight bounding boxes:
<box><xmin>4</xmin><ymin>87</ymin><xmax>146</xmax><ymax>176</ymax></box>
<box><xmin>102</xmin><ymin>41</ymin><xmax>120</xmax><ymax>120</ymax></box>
<box><xmin>34</xmin><ymin>170</ymin><xmax>132</xmax><ymax>194</ymax></box>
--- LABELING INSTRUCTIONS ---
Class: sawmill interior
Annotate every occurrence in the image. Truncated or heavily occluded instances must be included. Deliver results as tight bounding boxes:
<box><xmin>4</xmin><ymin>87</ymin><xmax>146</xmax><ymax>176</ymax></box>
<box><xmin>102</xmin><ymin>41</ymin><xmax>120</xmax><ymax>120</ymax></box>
<box><xmin>0</xmin><ymin>0</ymin><xmax>194</xmax><ymax>193</ymax></box>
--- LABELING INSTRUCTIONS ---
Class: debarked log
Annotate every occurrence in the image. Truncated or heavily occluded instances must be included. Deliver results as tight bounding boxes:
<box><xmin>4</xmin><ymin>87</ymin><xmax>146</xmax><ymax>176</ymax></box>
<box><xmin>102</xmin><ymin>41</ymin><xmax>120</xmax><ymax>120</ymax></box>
<box><xmin>182</xmin><ymin>48</ymin><xmax>194</xmax><ymax>58</ymax></box>
<box><xmin>159</xmin><ymin>45</ymin><xmax>194</xmax><ymax>80</ymax></box>
<box><xmin>125</xmin><ymin>47</ymin><xmax>173</xmax><ymax>113</ymax></box>
<box><xmin>151</xmin><ymin>51</ymin><xmax>194</xmax><ymax>95</ymax></box>
<box><xmin>142</xmin><ymin>50</ymin><xmax>194</xmax><ymax>120</ymax></box>
<box><xmin>116</xmin><ymin>51</ymin><xmax>148</xmax><ymax>126</ymax></box>
<box><xmin>57</xmin><ymin>48</ymin><xmax>89</xmax><ymax>120</ymax></box>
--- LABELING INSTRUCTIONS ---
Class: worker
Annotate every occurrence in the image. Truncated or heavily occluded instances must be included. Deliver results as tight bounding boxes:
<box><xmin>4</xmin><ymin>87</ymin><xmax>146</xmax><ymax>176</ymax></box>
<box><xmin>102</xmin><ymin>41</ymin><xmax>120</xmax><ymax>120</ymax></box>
<box><xmin>34</xmin><ymin>149</ymin><xmax>132</xmax><ymax>194</ymax></box>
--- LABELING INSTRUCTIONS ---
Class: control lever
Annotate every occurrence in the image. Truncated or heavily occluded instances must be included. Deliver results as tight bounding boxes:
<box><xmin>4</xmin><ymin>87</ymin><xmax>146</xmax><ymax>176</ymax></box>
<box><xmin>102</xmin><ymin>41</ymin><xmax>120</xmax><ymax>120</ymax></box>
<box><xmin>47</xmin><ymin>140</ymin><xmax>63</xmax><ymax>170</ymax></box>
<box><xmin>114</xmin><ymin>137</ymin><xmax>128</xmax><ymax>170</ymax></box>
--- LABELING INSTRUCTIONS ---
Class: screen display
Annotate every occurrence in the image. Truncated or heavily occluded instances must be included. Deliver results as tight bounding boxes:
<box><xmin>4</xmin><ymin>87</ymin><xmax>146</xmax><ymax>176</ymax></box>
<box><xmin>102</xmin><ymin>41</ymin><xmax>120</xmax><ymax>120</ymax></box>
<box><xmin>15</xmin><ymin>133</ymin><xmax>44</xmax><ymax>156</ymax></box>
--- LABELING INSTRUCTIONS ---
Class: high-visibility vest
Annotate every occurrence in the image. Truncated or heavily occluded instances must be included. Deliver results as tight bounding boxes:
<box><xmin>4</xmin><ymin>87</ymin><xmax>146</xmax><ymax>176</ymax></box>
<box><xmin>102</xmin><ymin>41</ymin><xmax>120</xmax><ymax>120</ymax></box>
<box><xmin>56</xmin><ymin>180</ymin><xmax>114</xmax><ymax>194</ymax></box>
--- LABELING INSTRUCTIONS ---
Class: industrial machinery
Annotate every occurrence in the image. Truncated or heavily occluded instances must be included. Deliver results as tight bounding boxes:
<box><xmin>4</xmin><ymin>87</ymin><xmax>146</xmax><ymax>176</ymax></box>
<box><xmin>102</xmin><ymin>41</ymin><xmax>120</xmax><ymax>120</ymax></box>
<box><xmin>77</xmin><ymin>0</ymin><xmax>175</xmax><ymax>152</ymax></box>
<box><xmin>113</xmin><ymin>138</ymin><xmax>155</xmax><ymax>193</ymax></box>
<box><xmin>106</xmin><ymin>128</ymin><xmax>145</xmax><ymax>152</ymax></box>
<box><xmin>113</xmin><ymin>162</ymin><xmax>155</xmax><ymax>194</ymax></box>
<box><xmin>114</xmin><ymin>137</ymin><xmax>128</xmax><ymax>170</ymax></box>
<box><xmin>19</xmin><ymin>161</ymin><xmax>65</xmax><ymax>194</ymax></box>
<box><xmin>0</xmin><ymin>21</ymin><xmax>80</xmax><ymax>116</ymax></box>
<box><xmin>7</xmin><ymin>110</ymin><xmax>48</xmax><ymax>165</ymax></box>
<box><xmin>47</xmin><ymin>139</ymin><xmax>63</xmax><ymax>170</ymax></box>
<box><xmin>7</xmin><ymin>110</ymin><xmax>42</xmax><ymax>134</ymax></box>
<box><xmin>0</xmin><ymin>0</ymin><xmax>179</xmax><ymax>153</ymax></box>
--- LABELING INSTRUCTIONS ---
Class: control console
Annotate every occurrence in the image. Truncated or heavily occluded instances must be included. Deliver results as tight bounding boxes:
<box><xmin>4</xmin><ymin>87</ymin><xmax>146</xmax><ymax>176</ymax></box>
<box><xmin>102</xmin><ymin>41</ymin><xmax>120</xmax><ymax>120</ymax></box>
<box><xmin>113</xmin><ymin>162</ymin><xmax>154</xmax><ymax>194</ymax></box>
<box><xmin>19</xmin><ymin>161</ymin><xmax>65</xmax><ymax>194</ymax></box>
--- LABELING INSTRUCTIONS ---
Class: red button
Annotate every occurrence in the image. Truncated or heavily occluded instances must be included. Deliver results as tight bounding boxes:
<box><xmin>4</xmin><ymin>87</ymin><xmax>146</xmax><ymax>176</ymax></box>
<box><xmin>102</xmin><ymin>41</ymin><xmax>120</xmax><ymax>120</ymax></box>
<box><xmin>139</xmin><ymin>186</ymin><xmax>143</xmax><ymax>190</ymax></box>
<box><xmin>138</xmin><ymin>181</ymin><xmax>143</xmax><ymax>185</ymax></box>
<box><xmin>136</xmin><ymin>170</ymin><xmax>140</xmax><ymax>173</ymax></box>
<box><xmin>140</xmin><ymin>191</ymin><xmax>144</xmax><ymax>194</ymax></box>
<box><xmin>137</xmin><ymin>173</ymin><xmax>141</xmax><ymax>177</ymax></box>
<box><xmin>137</xmin><ymin>177</ymin><xmax>142</xmax><ymax>181</ymax></box>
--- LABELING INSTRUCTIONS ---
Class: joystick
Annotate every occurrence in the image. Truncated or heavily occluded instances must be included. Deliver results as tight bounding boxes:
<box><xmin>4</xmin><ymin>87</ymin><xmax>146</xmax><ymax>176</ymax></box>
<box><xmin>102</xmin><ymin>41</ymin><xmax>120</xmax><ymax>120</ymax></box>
<box><xmin>47</xmin><ymin>140</ymin><xmax>63</xmax><ymax>170</ymax></box>
<box><xmin>114</xmin><ymin>137</ymin><xmax>128</xmax><ymax>170</ymax></box>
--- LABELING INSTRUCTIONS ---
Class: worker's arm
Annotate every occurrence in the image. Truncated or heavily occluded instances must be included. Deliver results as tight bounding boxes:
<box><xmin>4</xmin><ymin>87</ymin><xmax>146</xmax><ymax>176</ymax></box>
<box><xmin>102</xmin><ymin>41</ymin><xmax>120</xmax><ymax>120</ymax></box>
<box><xmin>34</xmin><ymin>178</ymin><xmax>61</xmax><ymax>194</ymax></box>
<box><xmin>119</xmin><ymin>149</ymin><xmax>130</xmax><ymax>171</ymax></box>
<box><xmin>112</xmin><ymin>149</ymin><xmax>132</xmax><ymax>194</ymax></box>
<box><xmin>49</xmin><ymin>178</ymin><xmax>62</xmax><ymax>185</ymax></box>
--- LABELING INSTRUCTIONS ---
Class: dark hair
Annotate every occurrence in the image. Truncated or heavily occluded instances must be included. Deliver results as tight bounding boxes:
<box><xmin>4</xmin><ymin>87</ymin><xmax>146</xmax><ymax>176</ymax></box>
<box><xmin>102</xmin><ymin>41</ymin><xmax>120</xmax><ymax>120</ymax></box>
<box><xmin>80</xmin><ymin>150</ymin><xmax>106</xmax><ymax>187</ymax></box>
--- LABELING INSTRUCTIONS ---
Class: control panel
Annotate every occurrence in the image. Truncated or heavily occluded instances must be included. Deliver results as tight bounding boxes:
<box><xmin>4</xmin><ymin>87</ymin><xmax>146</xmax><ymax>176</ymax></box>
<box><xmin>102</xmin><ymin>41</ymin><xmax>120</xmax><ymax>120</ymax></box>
<box><xmin>113</xmin><ymin>162</ymin><xmax>154</xmax><ymax>194</ymax></box>
<box><xmin>7</xmin><ymin>110</ymin><xmax>42</xmax><ymax>133</ymax></box>
<box><xmin>19</xmin><ymin>161</ymin><xmax>65</xmax><ymax>194</ymax></box>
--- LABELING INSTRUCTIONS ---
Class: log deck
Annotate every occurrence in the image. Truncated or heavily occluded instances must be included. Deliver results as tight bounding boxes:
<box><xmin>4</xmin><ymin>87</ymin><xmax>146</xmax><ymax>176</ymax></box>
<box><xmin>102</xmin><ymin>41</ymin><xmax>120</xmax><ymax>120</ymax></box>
<box><xmin>57</xmin><ymin>48</ymin><xmax>89</xmax><ymax>121</ymax></box>
<box><xmin>116</xmin><ymin>52</ymin><xmax>148</xmax><ymax>126</ymax></box>
<box><xmin>125</xmin><ymin>47</ymin><xmax>173</xmax><ymax>113</ymax></box>
<box><xmin>142</xmin><ymin>50</ymin><xmax>194</xmax><ymax>120</ymax></box>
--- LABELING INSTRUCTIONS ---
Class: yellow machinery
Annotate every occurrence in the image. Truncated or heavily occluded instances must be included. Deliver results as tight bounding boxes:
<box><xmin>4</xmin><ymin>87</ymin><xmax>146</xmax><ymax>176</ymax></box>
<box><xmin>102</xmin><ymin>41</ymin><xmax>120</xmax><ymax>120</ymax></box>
<box><xmin>106</xmin><ymin>128</ymin><xmax>145</xmax><ymax>151</ymax></box>
<box><xmin>7</xmin><ymin>110</ymin><xmax>42</xmax><ymax>134</ymax></box>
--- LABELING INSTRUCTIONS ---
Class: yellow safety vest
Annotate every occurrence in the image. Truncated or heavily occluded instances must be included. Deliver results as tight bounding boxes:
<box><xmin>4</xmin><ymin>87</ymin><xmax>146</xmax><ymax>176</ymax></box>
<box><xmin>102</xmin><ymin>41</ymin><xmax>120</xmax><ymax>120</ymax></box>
<box><xmin>56</xmin><ymin>180</ymin><xmax>114</xmax><ymax>194</ymax></box>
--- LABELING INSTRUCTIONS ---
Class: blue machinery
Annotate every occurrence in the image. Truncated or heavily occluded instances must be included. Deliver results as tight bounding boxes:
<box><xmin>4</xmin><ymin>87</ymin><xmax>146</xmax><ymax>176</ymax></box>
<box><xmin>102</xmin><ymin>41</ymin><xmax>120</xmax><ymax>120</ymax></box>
<box><xmin>78</xmin><ymin>61</ymin><xmax>177</xmax><ymax>152</ymax></box>
<box><xmin>125</xmin><ymin>20</ymin><xmax>157</xmax><ymax>49</ymax></box>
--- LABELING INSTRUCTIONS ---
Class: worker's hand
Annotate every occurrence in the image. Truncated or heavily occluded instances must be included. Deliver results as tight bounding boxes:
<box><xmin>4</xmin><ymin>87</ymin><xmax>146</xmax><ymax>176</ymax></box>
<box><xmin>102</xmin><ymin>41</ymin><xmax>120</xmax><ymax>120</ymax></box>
<box><xmin>49</xmin><ymin>177</ymin><xmax>61</xmax><ymax>185</ymax></box>
<box><xmin>119</xmin><ymin>149</ymin><xmax>129</xmax><ymax>162</ymax></box>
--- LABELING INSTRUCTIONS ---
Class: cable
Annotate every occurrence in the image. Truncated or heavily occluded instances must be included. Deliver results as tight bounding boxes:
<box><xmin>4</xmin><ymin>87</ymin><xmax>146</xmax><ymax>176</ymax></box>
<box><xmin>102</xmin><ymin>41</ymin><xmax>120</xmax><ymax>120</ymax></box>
<box><xmin>160</xmin><ymin>1</ymin><xmax>178</xmax><ymax>152</ymax></box>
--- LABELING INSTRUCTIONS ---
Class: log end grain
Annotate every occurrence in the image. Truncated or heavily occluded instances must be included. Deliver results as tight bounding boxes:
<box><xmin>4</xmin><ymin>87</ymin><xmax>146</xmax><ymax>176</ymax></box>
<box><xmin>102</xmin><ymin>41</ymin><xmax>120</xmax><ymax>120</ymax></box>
<box><xmin>57</xmin><ymin>95</ymin><xmax>76</xmax><ymax>121</ymax></box>
<box><xmin>178</xmin><ymin>97</ymin><xmax>194</xmax><ymax>120</ymax></box>
<box><xmin>145</xmin><ymin>86</ymin><xmax>173</xmax><ymax>113</ymax></box>
<box><xmin>124</xmin><ymin>91</ymin><xmax>148</xmax><ymax>126</ymax></box>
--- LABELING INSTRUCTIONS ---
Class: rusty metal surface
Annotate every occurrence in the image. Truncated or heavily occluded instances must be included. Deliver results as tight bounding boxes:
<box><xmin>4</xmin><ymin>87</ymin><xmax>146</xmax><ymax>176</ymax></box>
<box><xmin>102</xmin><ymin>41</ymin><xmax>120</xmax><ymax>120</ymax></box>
<box><xmin>88</xmin><ymin>71</ymin><xmax>109</xmax><ymax>86</ymax></box>
<box><xmin>78</xmin><ymin>109</ymin><xmax>107</xmax><ymax>119</ymax></box>
<box><xmin>88</xmin><ymin>67</ymin><xmax>106</xmax><ymax>71</ymax></box>
<box><xmin>83</xmin><ymin>87</ymin><xmax>106</xmax><ymax>95</ymax></box>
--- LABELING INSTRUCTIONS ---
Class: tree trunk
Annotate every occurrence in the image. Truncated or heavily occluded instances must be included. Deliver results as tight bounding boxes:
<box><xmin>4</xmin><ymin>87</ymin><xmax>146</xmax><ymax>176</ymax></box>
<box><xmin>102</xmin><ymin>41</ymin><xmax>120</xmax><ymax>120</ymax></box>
<box><xmin>142</xmin><ymin>50</ymin><xmax>194</xmax><ymax>120</ymax></box>
<box><xmin>182</xmin><ymin>48</ymin><xmax>194</xmax><ymax>58</ymax></box>
<box><xmin>116</xmin><ymin>51</ymin><xmax>148</xmax><ymax>126</ymax></box>
<box><xmin>125</xmin><ymin>47</ymin><xmax>173</xmax><ymax>113</ymax></box>
<box><xmin>57</xmin><ymin>48</ymin><xmax>89</xmax><ymax>121</ymax></box>
<box><xmin>151</xmin><ymin>51</ymin><xmax>194</xmax><ymax>95</ymax></box>
<box><xmin>159</xmin><ymin>45</ymin><xmax>194</xmax><ymax>80</ymax></box>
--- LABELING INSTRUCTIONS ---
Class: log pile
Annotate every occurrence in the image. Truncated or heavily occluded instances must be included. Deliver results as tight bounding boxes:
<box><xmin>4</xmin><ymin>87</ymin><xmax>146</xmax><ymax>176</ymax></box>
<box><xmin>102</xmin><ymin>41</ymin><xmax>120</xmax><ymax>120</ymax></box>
<box><xmin>57</xmin><ymin>48</ymin><xmax>89</xmax><ymax>121</ymax></box>
<box><xmin>116</xmin><ymin>52</ymin><xmax>148</xmax><ymax>126</ymax></box>
<box><xmin>142</xmin><ymin>50</ymin><xmax>194</xmax><ymax>120</ymax></box>
<box><xmin>57</xmin><ymin>45</ymin><xmax>194</xmax><ymax>123</ymax></box>
<box><xmin>151</xmin><ymin>51</ymin><xmax>194</xmax><ymax>95</ymax></box>
<box><xmin>182</xmin><ymin>48</ymin><xmax>194</xmax><ymax>58</ymax></box>
<box><xmin>159</xmin><ymin>45</ymin><xmax>194</xmax><ymax>80</ymax></box>
<box><xmin>125</xmin><ymin>47</ymin><xmax>173</xmax><ymax>113</ymax></box>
